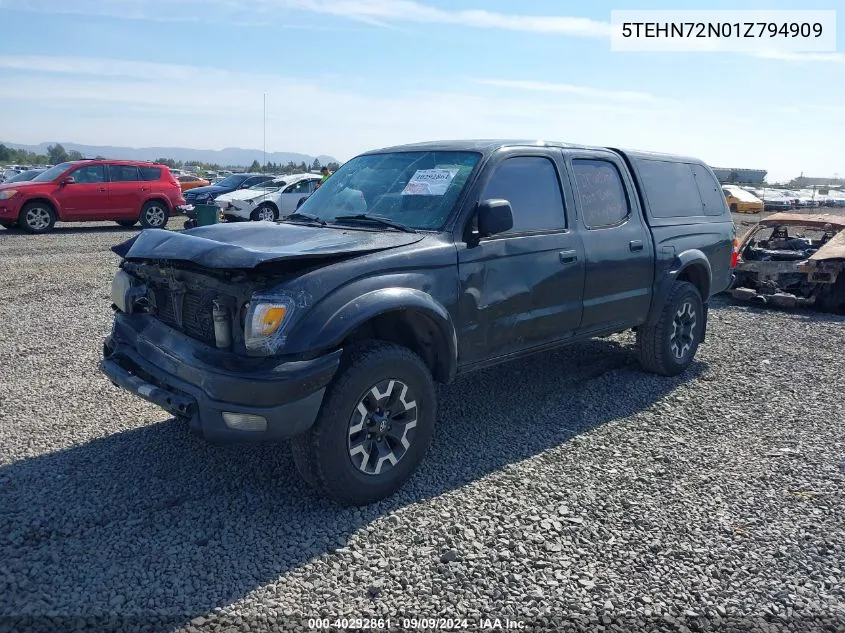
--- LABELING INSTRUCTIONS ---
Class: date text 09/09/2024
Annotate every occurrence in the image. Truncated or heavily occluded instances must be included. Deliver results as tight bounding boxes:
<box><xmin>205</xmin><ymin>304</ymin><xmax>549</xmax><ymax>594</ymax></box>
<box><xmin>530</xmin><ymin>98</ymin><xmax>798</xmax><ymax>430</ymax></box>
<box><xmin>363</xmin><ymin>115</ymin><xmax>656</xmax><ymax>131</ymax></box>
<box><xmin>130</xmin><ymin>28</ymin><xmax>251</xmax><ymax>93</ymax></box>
<box><xmin>620</xmin><ymin>22</ymin><xmax>823</xmax><ymax>39</ymax></box>
<box><xmin>308</xmin><ymin>617</ymin><xmax>525</xmax><ymax>630</ymax></box>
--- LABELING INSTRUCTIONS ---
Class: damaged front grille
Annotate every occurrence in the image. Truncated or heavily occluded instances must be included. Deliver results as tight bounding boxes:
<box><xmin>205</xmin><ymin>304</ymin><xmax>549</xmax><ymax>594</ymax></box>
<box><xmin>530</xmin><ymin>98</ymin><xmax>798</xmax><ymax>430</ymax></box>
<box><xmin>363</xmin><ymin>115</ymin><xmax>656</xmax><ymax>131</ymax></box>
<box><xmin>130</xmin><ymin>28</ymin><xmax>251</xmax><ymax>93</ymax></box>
<box><xmin>152</xmin><ymin>286</ymin><xmax>217</xmax><ymax>345</ymax></box>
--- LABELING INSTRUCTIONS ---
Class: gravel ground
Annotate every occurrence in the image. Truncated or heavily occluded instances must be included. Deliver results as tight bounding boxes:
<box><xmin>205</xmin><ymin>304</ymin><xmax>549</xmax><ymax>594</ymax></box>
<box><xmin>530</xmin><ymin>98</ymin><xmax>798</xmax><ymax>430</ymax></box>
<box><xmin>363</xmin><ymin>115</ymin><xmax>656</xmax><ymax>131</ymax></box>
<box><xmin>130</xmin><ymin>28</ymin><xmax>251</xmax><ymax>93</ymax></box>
<box><xmin>1</xmin><ymin>219</ymin><xmax>844</xmax><ymax>633</ymax></box>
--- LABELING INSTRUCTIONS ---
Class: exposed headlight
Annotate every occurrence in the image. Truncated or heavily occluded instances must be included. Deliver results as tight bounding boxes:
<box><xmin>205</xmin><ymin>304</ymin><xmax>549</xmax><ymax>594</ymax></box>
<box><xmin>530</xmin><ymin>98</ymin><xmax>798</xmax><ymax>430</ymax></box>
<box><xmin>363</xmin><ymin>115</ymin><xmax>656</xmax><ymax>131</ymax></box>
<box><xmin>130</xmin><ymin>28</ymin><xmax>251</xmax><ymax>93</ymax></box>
<box><xmin>244</xmin><ymin>295</ymin><xmax>296</xmax><ymax>353</ymax></box>
<box><xmin>0</xmin><ymin>189</ymin><xmax>18</xmax><ymax>200</ymax></box>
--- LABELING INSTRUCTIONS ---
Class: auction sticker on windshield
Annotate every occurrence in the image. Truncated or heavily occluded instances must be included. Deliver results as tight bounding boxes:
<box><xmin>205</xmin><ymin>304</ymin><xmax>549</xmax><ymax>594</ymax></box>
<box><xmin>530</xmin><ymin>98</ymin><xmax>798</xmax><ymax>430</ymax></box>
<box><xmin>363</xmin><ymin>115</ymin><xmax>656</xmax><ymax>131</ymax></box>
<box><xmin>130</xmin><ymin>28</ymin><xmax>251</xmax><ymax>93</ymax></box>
<box><xmin>402</xmin><ymin>168</ymin><xmax>458</xmax><ymax>196</ymax></box>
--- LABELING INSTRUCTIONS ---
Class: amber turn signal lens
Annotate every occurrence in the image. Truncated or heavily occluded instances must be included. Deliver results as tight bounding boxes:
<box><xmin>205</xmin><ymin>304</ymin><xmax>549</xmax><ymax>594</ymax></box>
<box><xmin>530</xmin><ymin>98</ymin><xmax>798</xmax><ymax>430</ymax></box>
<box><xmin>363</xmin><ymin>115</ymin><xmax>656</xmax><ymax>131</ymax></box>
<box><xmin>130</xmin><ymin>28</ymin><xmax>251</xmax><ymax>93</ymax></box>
<box><xmin>257</xmin><ymin>305</ymin><xmax>287</xmax><ymax>336</ymax></box>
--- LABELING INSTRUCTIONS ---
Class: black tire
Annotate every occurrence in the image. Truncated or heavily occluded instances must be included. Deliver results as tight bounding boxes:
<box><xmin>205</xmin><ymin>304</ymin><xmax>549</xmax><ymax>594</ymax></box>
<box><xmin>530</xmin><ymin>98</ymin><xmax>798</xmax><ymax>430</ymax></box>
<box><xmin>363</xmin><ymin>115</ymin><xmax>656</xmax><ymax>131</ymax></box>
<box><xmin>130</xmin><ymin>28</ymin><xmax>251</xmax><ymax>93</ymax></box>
<box><xmin>19</xmin><ymin>201</ymin><xmax>56</xmax><ymax>234</ymax></box>
<box><xmin>250</xmin><ymin>203</ymin><xmax>278</xmax><ymax>222</ymax></box>
<box><xmin>637</xmin><ymin>281</ymin><xmax>704</xmax><ymax>377</ymax></box>
<box><xmin>729</xmin><ymin>203</ymin><xmax>737</xmax><ymax>213</ymax></box>
<box><xmin>139</xmin><ymin>200</ymin><xmax>170</xmax><ymax>229</ymax></box>
<box><xmin>290</xmin><ymin>341</ymin><xmax>436</xmax><ymax>506</ymax></box>
<box><xmin>116</xmin><ymin>220</ymin><xmax>137</xmax><ymax>228</ymax></box>
<box><xmin>0</xmin><ymin>220</ymin><xmax>18</xmax><ymax>230</ymax></box>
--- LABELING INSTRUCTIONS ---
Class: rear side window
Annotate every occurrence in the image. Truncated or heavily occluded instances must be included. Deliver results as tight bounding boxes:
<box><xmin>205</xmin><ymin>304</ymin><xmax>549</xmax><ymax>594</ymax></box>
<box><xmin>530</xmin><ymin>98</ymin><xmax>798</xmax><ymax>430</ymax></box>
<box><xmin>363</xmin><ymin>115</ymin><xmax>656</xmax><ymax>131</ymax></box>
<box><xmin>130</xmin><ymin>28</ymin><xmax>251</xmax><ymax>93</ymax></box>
<box><xmin>637</xmin><ymin>159</ymin><xmax>705</xmax><ymax>218</ymax></box>
<box><xmin>480</xmin><ymin>156</ymin><xmax>566</xmax><ymax>233</ymax></box>
<box><xmin>109</xmin><ymin>165</ymin><xmax>139</xmax><ymax>182</ymax></box>
<box><xmin>691</xmin><ymin>164</ymin><xmax>728</xmax><ymax>216</ymax></box>
<box><xmin>139</xmin><ymin>166</ymin><xmax>162</xmax><ymax>181</ymax></box>
<box><xmin>571</xmin><ymin>159</ymin><xmax>630</xmax><ymax>229</ymax></box>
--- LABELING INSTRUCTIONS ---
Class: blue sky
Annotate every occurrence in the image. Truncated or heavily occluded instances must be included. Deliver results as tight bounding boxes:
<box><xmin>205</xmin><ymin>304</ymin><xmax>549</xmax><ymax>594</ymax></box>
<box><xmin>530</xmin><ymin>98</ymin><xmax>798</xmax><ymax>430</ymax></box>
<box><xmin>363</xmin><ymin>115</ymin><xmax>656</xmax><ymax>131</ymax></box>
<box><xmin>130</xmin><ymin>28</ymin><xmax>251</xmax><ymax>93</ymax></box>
<box><xmin>0</xmin><ymin>0</ymin><xmax>842</xmax><ymax>181</ymax></box>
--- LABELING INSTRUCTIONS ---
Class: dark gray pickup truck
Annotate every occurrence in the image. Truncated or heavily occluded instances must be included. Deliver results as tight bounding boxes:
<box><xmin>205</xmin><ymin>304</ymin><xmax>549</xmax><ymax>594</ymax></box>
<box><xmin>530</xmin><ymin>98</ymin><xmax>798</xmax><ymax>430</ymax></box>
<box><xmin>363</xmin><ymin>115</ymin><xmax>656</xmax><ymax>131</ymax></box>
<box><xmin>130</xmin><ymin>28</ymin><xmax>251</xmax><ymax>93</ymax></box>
<box><xmin>101</xmin><ymin>140</ymin><xmax>737</xmax><ymax>505</ymax></box>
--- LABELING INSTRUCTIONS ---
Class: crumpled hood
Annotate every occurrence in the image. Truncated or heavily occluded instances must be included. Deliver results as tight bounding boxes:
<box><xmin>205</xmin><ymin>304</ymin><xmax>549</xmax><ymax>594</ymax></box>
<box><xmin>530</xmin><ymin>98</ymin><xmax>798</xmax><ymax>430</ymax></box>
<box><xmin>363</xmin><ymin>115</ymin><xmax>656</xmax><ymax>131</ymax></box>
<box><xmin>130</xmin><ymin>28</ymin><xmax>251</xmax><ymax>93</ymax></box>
<box><xmin>111</xmin><ymin>221</ymin><xmax>425</xmax><ymax>269</ymax></box>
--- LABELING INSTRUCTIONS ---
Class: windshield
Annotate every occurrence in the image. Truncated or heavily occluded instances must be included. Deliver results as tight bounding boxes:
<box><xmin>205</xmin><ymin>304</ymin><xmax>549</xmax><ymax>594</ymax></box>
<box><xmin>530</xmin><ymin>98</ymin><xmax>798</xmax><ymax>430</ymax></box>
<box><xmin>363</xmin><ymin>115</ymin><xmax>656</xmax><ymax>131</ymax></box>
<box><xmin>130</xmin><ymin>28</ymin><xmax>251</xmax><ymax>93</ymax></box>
<box><xmin>31</xmin><ymin>162</ymin><xmax>75</xmax><ymax>182</ymax></box>
<box><xmin>7</xmin><ymin>169</ymin><xmax>44</xmax><ymax>183</ymax></box>
<box><xmin>215</xmin><ymin>175</ymin><xmax>248</xmax><ymax>188</ymax></box>
<box><xmin>249</xmin><ymin>179</ymin><xmax>285</xmax><ymax>191</ymax></box>
<box><xmin>295</xmin><ymin>151</ymin><xmax>481</xmax><ymax>230</ymax></box>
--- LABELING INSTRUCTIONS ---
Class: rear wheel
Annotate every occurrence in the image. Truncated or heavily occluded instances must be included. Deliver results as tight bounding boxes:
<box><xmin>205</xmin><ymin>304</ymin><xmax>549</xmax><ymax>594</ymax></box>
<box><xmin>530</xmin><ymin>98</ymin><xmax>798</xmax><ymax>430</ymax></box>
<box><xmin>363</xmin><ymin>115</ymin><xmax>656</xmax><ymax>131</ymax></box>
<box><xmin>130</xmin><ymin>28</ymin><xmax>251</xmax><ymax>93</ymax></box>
<box><xmin>637</xmin><ymin>281</ymin><xmax>704</xmax><ymax>377</ymax></box>
<box><xmin>729</xmin><ymin>203</ymin><xmax>737</xmax><ymax>212</ymax></box>
<box><xmin>139</xmin><ymin>201</ymin><xmax>169</xmax><ymax>229</ymax></box>
<box><xmin>0</xmin><ymin>220</ymin><xmax>18</xmax><ymax>230</ymax></box>
<box><xmin>116</xmin><ymin>220</ymin><xmax>137</xmax><ymax>228</ymax></box>
<box><xmin>250</xmin><ymin>203</ymin><xmax>278</xmax><ymax>222</ymax></box>
<box><xmin>19</xmin><ymin>202</ymin><xmax>56</xmax><ymax>234</ymax></box>
<box><xmin>290</xmin><ymin>341</ymin><xmax>436</xmax><ymax>506</ymax></box>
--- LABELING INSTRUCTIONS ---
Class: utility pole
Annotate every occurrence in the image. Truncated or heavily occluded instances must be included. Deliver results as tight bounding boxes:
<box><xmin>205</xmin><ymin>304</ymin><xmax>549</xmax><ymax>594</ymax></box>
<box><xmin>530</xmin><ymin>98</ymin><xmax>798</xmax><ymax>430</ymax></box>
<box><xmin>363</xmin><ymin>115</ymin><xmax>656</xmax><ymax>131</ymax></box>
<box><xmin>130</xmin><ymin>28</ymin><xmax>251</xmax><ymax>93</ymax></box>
<box><xmin>263</xmin><ymin>93</ymin><xmax>267</xmax><ymax>173</ymax></box>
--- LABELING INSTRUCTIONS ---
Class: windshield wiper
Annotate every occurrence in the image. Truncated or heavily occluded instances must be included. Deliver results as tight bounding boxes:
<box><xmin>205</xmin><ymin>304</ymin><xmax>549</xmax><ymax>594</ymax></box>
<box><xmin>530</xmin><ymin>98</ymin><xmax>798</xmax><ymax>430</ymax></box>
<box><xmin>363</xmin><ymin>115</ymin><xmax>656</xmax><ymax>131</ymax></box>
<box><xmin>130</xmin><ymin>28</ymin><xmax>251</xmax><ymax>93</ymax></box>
<box><xmin>283</xmin><ymin>212</ymin><xmax>327</xmax><ymax>226</ymax></box>
<box><xmin>333</xmin><ymin>214</ymin><xmax>416</xmax><ymax>233</ymax></box>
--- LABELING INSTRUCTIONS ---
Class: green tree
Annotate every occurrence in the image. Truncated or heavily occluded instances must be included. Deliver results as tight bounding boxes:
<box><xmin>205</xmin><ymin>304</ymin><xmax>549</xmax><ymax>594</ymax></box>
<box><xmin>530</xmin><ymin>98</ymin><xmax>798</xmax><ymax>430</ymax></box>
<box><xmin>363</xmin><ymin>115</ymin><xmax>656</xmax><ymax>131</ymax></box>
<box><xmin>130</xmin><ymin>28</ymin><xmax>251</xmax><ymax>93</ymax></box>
<box><xmin>0</xmin><ymin>144</ymin><xmax>10</xmax><ymax>162</ymax></box>
<box><xmin>47</xmin><ymin>143</ymin><xmax>70</xmax><ymax>164</ymax></box>
<box><xmin>311</xmin><ymin>158</ymin><xmax>322</xmax><ymax>171</ymax></box>
<box><xmin>249</xmin><ymin>159</ymin><xmax>261</xmax><ymax>172</ymax></box>
<box><xmin>155</xmin><ymin>157</ymin><xmax>178</xmax><ymax>168</ymax></box>
<box><xmin>326</xmin><ymin>161</ymin><xmax>340</xmax><ymax>172</ymax></box>
<box><xmin>67</xmin><ymin>150</ymin><xmax>85</xmax><ymax>161</ymax></box>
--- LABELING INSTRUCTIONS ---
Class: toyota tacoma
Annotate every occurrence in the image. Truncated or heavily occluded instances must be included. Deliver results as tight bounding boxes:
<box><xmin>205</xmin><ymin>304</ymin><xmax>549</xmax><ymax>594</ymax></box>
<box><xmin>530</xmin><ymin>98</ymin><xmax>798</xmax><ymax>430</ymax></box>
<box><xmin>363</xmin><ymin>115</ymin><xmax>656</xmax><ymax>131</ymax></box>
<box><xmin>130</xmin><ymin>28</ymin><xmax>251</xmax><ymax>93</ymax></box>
<box><xmin>101</xmin><ymin>140</ymin><xmax>736</xmax><ymax>505</ymax></box>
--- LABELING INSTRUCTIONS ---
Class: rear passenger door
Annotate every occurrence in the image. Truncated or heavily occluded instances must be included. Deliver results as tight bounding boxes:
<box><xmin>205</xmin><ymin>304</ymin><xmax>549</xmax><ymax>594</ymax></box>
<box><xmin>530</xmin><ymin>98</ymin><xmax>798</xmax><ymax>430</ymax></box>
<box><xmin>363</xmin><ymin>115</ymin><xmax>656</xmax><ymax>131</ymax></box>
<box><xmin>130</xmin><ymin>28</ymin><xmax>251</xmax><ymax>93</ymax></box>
<box><xmin>456</xmin><ymin>151</ymin><xmax>586</xmax><ymax>365</ymax></box>
<box><xmin>107</xmin><ymin>165</ymin><xmax>143</xmax><ymax>217</ymax></box>
<box><xmin>564</xmin><ymin>150</ymin><xmax>654</xmax><ymax>334</ymax></box>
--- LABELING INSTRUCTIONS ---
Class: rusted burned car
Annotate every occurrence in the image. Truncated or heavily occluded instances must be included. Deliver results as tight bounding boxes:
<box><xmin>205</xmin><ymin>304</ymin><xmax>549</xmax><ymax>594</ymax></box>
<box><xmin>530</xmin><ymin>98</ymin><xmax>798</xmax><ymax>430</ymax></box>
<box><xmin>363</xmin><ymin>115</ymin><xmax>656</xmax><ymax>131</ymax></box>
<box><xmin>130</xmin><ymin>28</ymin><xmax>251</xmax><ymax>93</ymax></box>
<box><xmin>731</xmin><ymin>213</ymin><xmax>845</xmax><ymax>311</ymax></box>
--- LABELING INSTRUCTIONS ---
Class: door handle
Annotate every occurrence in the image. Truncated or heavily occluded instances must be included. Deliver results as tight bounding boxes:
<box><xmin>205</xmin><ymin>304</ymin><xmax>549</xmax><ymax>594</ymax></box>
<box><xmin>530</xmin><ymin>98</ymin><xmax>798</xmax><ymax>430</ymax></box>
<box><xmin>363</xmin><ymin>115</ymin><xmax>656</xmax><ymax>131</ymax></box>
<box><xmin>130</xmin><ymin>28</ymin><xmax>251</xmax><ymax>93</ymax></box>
<box><xmin>559</xmin><ymin>250</ymin><xmax>578</xmax><ymax>264</ymax></box>
<box><xmin>629</xmin><ymin>240</ymin><xmax>644</xmax><ymax>252</ymax></box>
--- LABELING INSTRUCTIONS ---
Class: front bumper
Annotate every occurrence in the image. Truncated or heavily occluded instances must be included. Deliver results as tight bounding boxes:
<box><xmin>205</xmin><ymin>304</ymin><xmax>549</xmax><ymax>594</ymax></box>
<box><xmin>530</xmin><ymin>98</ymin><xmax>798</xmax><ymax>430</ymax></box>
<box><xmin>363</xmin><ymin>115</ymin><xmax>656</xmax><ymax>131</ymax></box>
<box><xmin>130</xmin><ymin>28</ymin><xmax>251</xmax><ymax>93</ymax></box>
<box><xmin>100</xmin><ymin>312</ymin><xmax>342</xmax><ymax>443</ymax></box>
<box><xmin>0</xmin><ymin>202</ymin><xmax>20</xmax><ymax>220</ymax></box>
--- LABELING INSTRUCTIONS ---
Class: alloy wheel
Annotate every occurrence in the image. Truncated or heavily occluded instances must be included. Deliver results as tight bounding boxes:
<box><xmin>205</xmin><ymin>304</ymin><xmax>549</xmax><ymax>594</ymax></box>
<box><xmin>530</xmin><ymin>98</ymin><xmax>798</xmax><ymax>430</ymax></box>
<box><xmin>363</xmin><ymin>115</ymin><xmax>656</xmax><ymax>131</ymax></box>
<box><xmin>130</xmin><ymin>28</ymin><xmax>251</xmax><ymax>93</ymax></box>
<box><xmin>145</xmin><ymin>205</ymin><xmax>167</xmax><ymax>227</ymax></box>
<box><xmin>670</xmin><ymin>301</ymin><xmax>697</xmax><ymax>360</ymax></box>
<box><xmin>25</xmin><ymin>206</ymin><xmax>51</xmax><ymax>231</ymax></box>
<box><xmin>258</xmin><ymin>207</ymin><xmax>275</xmax><ymax>221</ymax></box>
<box><xmin>347</xmin><ymin>379</ymin><xmax>418</xmax><ymax>476</ymax></box>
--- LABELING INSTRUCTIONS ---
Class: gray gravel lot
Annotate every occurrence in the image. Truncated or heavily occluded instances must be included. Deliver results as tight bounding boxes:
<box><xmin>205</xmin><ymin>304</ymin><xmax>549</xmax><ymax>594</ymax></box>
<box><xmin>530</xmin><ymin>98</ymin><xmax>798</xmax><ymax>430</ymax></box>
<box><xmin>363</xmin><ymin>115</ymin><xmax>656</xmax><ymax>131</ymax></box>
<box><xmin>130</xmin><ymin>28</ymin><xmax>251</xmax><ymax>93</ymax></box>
<box><xmin>0</xmin><ymin>219</ymin><xmax>843</xmax><ymax>633</ymax></box>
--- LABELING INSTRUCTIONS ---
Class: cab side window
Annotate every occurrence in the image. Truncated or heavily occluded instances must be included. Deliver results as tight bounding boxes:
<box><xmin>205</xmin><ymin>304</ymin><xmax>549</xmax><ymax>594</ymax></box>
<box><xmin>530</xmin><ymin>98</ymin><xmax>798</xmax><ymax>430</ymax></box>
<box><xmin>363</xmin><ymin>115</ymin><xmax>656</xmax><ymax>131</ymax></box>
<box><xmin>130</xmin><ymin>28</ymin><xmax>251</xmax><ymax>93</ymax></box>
<box><xmin>71</xmin><ymin>165</ymin><xmax>106</xmax><ymax>184</ymax></box>
<box><xmin>571</xmin><ymin>159</ymin><xmax>630</xmax><ymax>229</ymax></box>
<box><xmin>480</xmin><ymin>156</ymin><xmax>566</xmax><ymax>234</ymax></box>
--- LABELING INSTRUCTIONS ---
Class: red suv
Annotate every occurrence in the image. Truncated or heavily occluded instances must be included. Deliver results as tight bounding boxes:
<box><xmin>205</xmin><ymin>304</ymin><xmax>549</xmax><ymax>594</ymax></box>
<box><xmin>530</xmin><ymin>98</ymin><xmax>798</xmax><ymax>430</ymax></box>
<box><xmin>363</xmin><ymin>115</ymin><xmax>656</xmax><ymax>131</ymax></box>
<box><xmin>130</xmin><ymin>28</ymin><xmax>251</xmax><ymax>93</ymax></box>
<box><xmin>0</xmin><ymin>159</ymin><xmax>186</xmax><ymax>233</ymax></box>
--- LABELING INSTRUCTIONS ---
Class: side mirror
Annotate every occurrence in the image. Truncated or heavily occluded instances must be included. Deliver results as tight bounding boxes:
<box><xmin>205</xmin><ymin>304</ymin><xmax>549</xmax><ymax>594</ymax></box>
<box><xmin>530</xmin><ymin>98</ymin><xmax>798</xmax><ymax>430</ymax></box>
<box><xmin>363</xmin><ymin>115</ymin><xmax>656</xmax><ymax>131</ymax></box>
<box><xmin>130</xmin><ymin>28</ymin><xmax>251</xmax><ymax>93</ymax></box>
<box><xmin>60</xmin><ymin>176</ymin><xmax>75</xmax><ymax>186</ymax></box>
<box><xmin>477</xmin><ymin>199</ymin><xmax>513</xmax><ymax>237</ymax></box>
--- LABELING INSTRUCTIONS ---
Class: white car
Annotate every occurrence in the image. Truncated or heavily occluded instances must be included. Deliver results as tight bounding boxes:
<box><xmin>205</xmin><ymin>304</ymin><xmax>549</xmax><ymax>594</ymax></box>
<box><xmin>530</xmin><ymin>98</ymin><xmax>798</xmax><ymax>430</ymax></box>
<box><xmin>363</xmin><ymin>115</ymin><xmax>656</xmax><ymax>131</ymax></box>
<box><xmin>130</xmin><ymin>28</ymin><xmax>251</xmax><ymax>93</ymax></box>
<box><xmin>214</xmin><ymin>173</ymin><xmax>322</xmax><ymax>221</ymax></box>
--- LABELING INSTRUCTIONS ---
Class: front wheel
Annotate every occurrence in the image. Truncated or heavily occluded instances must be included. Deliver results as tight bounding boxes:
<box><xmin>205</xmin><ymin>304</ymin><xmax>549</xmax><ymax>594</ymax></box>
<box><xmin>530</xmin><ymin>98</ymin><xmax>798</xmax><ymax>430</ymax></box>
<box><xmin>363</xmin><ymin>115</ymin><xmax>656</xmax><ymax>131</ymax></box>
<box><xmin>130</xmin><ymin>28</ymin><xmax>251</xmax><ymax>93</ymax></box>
<box><xmin>19</xmin><ymin>202</ymin><xmax>56</xmax><ymax>234</ymax></box>
<box><xmin>290</xmin><ymin>342</ymin><xmax>436</xmax><ymax>506</ymax></box>
<box><xmin>116</xmin><ymin>220</ymin><xmax>137</xmax><ymax>228</ymax></box>
<box><xmin>637</xmin><ymin>281</ymin><xmax>704</xmax><ymax>377</ymax></box>
<box><xmin>250</xmin><ymin>204</ymin><xmax>278</xmax><ymax>222</ymax></box>
<box><xmin>139</xmin><ymin>201</ymin><xmax>169</xmax><ymax>229</ymax></box>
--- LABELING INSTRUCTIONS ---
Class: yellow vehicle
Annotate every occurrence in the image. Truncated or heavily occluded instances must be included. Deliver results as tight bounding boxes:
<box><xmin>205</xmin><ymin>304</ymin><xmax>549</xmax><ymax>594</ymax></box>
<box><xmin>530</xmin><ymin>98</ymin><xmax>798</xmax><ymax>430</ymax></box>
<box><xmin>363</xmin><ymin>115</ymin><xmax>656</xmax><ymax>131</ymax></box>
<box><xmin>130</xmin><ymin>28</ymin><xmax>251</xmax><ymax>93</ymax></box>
<box><xmin>723</xmin><ymin>186</ymin><xmax>764</xmax><ymax>214</ymax></box>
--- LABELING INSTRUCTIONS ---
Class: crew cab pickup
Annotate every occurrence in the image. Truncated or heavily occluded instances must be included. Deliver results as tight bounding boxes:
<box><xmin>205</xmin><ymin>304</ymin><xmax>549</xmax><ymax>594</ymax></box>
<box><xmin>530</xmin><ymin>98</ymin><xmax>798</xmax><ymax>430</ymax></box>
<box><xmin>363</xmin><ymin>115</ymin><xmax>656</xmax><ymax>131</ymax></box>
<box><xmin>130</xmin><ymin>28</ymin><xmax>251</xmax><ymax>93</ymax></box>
<box><xmin>100</xmin><ymin>140</ymin><xmax>736</xmax><ymax>505</ymax></box>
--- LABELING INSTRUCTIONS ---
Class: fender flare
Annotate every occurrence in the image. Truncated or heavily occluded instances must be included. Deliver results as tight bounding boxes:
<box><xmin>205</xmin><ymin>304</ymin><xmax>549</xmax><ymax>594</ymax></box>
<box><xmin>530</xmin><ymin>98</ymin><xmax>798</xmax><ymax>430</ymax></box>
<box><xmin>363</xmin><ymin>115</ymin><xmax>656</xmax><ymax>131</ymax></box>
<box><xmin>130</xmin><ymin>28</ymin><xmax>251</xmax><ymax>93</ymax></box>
<box><xmin>307</xmin><ymin>287</ymin><xmax>459</xmax><ymax>382</ymax></box>
<box><xmin>646</xmin><ymin>249</ymin><xmax>712</xmax><ymax>327</ymax></box>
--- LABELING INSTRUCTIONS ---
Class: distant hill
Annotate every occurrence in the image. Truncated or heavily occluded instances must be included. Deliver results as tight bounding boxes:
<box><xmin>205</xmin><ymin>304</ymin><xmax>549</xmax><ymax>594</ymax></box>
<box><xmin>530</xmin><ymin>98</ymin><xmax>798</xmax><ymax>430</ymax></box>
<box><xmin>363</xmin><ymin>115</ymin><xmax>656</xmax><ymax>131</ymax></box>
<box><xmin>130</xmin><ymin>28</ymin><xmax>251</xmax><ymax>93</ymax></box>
<box><xmin>2</xmin><ymin>141</ymin><xmax>338</xmax><ymax>168</ymax></box>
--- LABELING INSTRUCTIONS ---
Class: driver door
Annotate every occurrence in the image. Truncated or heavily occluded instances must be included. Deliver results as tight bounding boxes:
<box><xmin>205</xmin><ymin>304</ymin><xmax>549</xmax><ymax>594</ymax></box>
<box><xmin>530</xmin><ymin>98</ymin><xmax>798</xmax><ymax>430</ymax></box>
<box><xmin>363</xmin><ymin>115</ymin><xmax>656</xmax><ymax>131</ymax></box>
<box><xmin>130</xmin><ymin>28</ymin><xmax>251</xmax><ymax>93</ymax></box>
<box><xmin>56</xmin><ymin>164</ymin><xmax>109</xmax><ymax>219</ymax></box>
<box><xmin>280</xmin><ymin>179</ymin><xmax>317</xmax><ymax>216</ymax></box>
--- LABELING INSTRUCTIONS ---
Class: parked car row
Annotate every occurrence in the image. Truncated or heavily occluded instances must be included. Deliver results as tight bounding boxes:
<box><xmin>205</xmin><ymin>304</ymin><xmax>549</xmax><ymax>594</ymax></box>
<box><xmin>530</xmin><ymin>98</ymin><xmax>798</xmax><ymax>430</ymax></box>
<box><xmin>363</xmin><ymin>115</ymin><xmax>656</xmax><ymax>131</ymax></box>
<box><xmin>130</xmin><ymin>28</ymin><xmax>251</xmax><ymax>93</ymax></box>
<box><xmin>722</xmin><ymin>184</ymin><xmax>845</xmax><ymax>214</ymax></box>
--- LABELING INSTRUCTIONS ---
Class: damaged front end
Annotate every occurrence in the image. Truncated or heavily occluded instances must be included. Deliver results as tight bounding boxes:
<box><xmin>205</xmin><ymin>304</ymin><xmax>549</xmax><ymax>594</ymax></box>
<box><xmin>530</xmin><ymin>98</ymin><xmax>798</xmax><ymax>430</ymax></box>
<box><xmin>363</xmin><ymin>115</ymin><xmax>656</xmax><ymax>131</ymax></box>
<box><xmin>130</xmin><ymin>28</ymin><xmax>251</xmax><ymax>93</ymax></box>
<box><xmin>730</xmin><ymin>213</ymin><xmax>845</xmax><ymax>312</ymax></box>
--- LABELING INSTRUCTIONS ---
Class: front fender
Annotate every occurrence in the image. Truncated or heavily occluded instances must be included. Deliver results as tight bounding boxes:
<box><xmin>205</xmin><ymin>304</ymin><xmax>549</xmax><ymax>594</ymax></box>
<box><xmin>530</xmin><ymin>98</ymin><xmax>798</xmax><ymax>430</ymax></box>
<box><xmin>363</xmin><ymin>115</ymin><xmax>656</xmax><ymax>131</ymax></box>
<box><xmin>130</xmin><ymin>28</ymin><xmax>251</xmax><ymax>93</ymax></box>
<box><xmin>304</xmin><ymin>287</ymin><xmax>458</xmax><ymax>381</ymax></box>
